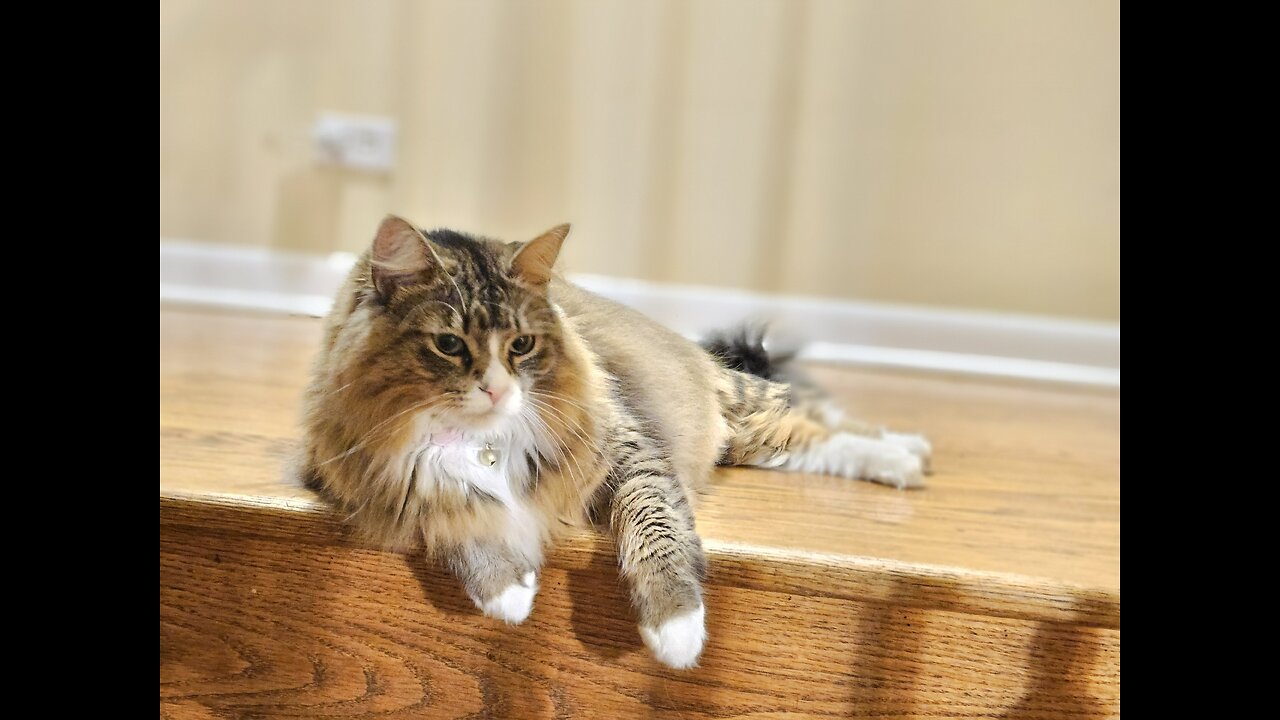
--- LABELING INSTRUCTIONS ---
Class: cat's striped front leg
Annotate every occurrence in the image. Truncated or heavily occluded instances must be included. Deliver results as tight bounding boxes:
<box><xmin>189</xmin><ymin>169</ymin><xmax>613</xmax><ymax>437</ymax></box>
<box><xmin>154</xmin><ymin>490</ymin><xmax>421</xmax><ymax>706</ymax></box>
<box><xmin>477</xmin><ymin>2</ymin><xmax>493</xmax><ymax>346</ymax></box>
<box><xmin>608</xmin><ymin>436</ymin><xmax>708</xmax><ymax>669</ymax></box>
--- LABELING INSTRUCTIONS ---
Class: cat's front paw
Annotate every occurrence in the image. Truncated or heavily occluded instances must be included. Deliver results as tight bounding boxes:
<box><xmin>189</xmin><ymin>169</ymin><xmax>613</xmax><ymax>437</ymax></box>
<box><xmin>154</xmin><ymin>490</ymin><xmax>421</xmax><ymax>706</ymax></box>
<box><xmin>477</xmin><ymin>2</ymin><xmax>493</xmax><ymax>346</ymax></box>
<box><xmin>474</xmin><ymin>571</ymin><xmax>538</xmax><ymax>624</ymax></box>
<box><xmin>639</xmin><ymin>604</ymin><xmax>706</xmax><ymax>669</ymax></box>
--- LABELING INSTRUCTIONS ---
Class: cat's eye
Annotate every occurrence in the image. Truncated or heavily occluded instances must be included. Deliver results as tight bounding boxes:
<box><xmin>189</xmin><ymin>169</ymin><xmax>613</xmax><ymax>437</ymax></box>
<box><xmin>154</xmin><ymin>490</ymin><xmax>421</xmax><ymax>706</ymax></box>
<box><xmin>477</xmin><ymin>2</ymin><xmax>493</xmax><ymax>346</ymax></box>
<box><xmin>510</xmin><ymin>335</ymin><xmax>536</xmax><ymax>356</ymax></box>
<box><xmin>435</xmin><ymin>334</ymin><xmax>467</xmax><ymax>356</ymax></box>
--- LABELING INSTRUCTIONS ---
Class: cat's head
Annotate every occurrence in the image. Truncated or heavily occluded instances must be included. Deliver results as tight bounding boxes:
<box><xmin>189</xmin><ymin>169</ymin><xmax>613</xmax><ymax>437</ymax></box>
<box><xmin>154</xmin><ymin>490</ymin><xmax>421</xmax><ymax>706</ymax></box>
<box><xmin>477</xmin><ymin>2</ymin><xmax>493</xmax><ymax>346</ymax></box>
<box><xmin>346</xmin><ymin>215</ymin><xmax>572</xmax><ymax>435</ymax></box>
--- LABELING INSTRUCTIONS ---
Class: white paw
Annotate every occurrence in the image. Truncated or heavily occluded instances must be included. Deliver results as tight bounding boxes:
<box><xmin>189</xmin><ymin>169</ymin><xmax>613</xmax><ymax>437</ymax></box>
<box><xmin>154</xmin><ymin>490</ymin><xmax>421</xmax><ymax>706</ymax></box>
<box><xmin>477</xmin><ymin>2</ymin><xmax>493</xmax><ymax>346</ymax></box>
<box><xmin>476</xmin><ymin>571</ymin><xmax>537</xmax><ymax>624</ymax></box>
<box><xmin>639</xmin><ymin>605</ymin><xmax>706</xmax><ymax>669</ymax></box>
<box><xmin>785</xmin><ymin>434</ymin><xmax>926</xmax><ymax>488</ymax></box>
<box><xmin>864</xmin><ymin>446</ymin><xmax>925</xmax><ymax>489</ymax></box>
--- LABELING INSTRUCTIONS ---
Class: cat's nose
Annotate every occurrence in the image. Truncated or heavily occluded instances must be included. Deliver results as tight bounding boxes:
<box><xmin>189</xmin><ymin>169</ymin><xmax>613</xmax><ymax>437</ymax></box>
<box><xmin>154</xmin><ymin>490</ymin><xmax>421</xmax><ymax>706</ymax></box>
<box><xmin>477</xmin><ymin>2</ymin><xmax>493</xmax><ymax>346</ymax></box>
<box><xmin>479</xmin><ymin>383</ymin><xmax>505</xmax><ymax>405</ymax></box>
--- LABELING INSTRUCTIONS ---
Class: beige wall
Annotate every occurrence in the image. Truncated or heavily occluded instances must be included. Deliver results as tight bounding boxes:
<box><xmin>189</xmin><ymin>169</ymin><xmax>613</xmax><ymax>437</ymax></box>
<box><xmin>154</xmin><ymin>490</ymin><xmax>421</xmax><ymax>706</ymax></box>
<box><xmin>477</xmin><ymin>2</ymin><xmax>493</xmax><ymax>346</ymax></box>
<box><xmin>160</xmin><ymin>0</ymin><xmax>1120</xmax><ymax>320</ymax></box>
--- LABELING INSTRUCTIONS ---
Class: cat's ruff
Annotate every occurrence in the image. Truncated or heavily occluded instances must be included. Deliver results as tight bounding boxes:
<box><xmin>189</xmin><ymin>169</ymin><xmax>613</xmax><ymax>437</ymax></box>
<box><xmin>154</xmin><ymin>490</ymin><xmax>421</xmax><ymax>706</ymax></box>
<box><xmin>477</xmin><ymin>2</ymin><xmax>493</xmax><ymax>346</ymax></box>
<box><xmin>410</xmin><ymin>427</ymin><xmax>531</xmax><ymax>509</ymax></box>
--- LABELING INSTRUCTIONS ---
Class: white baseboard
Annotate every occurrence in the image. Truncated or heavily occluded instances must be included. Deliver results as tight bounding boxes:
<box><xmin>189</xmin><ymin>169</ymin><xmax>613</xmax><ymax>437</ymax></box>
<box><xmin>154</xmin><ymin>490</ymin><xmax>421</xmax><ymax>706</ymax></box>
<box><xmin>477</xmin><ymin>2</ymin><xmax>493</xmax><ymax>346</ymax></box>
<box><xmin>160</xmin><ymin>241</ymin><xmax>1119</xmax><ymax>387</ymax></box>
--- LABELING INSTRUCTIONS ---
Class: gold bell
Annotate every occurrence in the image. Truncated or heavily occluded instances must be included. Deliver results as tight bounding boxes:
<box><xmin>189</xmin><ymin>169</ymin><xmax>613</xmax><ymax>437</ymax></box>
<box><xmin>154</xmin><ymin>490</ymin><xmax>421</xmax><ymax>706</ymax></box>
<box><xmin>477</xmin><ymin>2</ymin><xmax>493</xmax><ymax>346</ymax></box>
<box><xmin>479</xmin><ymin>443</ymin><xmax>499</xmax><ymax>467</ymax></box>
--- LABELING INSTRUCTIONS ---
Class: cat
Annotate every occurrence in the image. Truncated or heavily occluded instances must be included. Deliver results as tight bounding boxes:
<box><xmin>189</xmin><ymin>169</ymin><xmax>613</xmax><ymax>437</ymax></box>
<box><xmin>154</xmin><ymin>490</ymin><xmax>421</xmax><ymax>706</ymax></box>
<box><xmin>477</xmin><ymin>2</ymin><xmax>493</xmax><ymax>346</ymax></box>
<box><xmin>301</xmin><ymin>216</ymin><xmax>931</xmax><ymax>669</ymax></box>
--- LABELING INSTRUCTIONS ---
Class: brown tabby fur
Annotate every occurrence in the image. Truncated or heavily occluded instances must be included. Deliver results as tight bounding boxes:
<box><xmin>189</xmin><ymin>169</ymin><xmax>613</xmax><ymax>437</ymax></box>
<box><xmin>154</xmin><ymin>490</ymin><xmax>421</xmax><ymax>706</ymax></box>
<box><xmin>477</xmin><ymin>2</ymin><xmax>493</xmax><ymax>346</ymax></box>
<box><xmin>302</xmin><ymin>216</ymin><xmax>929</xmax><ymax>668</ymax></box>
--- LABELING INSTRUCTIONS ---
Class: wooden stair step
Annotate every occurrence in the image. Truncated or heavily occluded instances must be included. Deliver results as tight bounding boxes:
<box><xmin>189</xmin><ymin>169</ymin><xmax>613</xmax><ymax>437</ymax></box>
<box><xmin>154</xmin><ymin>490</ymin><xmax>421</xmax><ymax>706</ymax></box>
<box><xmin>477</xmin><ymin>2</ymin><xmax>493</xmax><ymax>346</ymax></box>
<box><xmin>160</xmin><ymin>307</ymin><xmax>1120</xmax><ymax>719</ymax></box>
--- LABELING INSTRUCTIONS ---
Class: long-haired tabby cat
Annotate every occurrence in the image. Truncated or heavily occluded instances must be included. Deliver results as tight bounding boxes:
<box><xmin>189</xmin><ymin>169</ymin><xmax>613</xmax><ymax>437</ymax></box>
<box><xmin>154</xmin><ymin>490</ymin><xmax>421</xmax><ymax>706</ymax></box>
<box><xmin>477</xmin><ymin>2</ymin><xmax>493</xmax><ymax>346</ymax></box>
<box><xmin>302</xmin><ymin>216</ymin><xmax>931</xmax><ymax>669</ymax></box>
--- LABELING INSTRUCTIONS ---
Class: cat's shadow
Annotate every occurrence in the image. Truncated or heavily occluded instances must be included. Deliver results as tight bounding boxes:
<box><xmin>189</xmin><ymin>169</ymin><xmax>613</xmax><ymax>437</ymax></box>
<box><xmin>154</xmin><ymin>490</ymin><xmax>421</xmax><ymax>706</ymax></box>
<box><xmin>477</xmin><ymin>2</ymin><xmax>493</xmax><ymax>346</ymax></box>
<box><xmin>564</xmin><ymin>543</ymin><xmax>641</xmax><ymax>660</ymax></box>
<box><xmin>404</xmin><ymin>540</ymin><xmax>644</xmax><ymax>660</ymax></box>
<box><xmin>405</xmin><ymin>555</ymin><xmax>482</xmax><ymax>618</ymax></box>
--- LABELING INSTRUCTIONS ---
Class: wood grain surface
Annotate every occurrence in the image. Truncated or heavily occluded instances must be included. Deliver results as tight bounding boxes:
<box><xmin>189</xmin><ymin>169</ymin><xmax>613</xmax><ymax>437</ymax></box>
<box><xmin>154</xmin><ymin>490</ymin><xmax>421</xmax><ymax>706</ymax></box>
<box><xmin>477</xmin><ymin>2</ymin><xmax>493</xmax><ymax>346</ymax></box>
<box><xmin>160</xmin><ymin>306</ymin><xmax>1121</xmax><ymax>718</ymax></box>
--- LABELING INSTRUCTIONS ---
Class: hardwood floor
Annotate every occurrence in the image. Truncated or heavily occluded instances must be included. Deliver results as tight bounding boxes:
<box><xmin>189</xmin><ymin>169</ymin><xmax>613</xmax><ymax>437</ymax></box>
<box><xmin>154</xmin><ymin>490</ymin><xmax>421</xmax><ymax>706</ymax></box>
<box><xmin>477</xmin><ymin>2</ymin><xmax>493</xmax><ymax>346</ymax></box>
<box><xmin>160</xmin><ymin>306</ymin><xmax>1120</xmax><ymax>718</ymax></box>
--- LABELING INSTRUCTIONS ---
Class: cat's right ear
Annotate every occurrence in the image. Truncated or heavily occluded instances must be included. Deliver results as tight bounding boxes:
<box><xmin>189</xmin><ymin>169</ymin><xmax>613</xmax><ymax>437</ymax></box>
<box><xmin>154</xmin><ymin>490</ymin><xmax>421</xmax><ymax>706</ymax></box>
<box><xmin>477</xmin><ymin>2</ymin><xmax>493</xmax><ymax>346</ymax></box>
<box><xmin>371</xmin><ymin>215</ymin><xmax>433</xmax><ymax>302</ymax></box>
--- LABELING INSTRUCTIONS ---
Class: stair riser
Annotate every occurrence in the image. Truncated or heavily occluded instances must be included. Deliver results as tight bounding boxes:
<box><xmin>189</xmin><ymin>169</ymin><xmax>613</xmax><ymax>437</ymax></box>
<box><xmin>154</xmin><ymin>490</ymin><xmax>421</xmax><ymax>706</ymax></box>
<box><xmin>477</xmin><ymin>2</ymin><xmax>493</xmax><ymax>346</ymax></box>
<box><xmin>161</xmin><ymin>526</ymin><xmax>1120</xmax><ymax>718</ymax></box>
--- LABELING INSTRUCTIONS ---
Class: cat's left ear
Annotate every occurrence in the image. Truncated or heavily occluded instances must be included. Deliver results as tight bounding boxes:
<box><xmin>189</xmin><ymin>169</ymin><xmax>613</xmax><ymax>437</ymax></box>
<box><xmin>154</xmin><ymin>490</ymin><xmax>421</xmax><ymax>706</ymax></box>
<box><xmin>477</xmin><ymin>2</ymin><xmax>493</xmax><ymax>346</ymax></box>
<box><xmin>511</xmin><ymin>223</ymin><xmax>569</xmax><ymax>287</ymax></box>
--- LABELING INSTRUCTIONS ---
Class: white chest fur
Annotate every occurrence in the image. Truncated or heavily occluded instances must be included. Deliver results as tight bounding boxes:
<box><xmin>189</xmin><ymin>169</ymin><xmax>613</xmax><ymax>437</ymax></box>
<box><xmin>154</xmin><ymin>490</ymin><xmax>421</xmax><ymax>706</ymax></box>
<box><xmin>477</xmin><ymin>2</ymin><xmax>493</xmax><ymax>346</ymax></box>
<box><xmin>408</xmin><ymin>425</ymin><xmax>544</xmax><ymax>510</ymax></box>
<box><xmin>413</xmin><ymin>439</ymin><xmax>519</xmax><ymax>506</ymax></box>
<box><xmin>402</xmin><ymin>420</ymin><xmax>552</xmax><ymax>561</ymax></box>
<box><xmin>408</xmin><ymin>427</ymin><xmax>548</xmax><ymax>563</ymax></box>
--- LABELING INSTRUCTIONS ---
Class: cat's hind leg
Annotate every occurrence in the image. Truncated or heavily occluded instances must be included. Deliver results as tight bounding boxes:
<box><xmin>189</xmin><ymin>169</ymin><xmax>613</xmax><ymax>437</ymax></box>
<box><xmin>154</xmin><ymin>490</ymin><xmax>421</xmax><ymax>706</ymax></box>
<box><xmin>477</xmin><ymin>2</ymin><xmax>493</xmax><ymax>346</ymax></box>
<box><xmin>777</xmin><ymin>431</ymin><xmax>927</xmax><ymax>488</ymax></box>
<box><xmin>718</xmin><ymin>370</ymin><xmax>930</xmax><ymax>488</ymax></box>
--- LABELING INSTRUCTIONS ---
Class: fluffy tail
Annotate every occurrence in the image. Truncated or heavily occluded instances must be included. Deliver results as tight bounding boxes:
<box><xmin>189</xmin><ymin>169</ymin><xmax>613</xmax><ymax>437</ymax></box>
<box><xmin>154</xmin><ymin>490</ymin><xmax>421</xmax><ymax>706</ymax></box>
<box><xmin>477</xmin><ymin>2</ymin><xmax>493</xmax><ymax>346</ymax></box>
<box><xmin>699</xmin><ymin>322</ymin><xmax>796</xmax><ymax>381</ymax></box>
<box><xmin>700</xmin><ymin>322</ymin><xmax>824</xmax><ymax>397</ymax></box>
